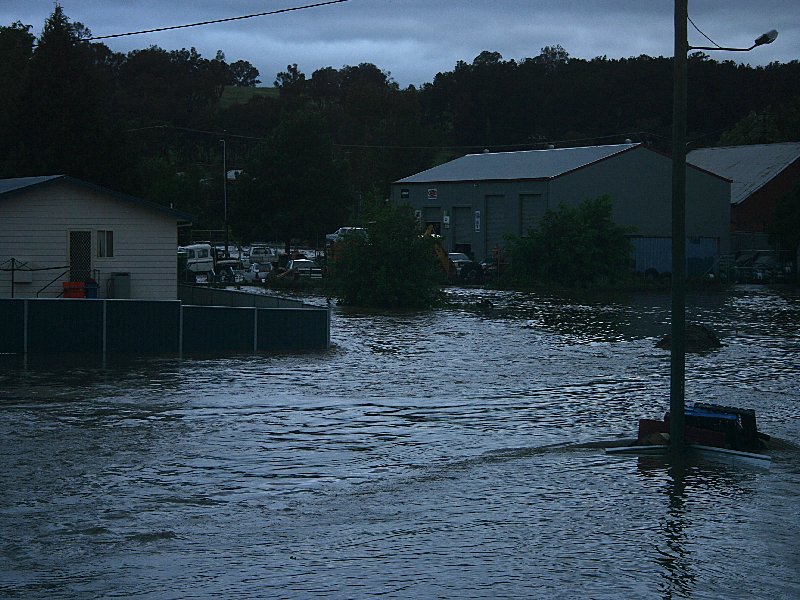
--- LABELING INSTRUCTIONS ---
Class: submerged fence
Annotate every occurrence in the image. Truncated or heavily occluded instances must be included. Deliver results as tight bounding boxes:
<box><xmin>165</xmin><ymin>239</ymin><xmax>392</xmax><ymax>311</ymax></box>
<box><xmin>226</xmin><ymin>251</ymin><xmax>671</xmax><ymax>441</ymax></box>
<box><xmin>0</xmin><ymin>291</ymin><xmax>330</xmax><ymax>355</ymax></box>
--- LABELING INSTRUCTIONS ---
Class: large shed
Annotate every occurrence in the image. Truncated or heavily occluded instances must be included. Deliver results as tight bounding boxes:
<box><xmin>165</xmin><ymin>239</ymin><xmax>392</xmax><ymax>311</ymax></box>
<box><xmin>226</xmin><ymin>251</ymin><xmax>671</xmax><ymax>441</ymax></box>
<box><xmin>688</xmin><ymin>142</ymin><xmax>800</xmax><ymax>255</ymax></box>
<box><xmin>0</xmin><ymin>175</ymin><xmax>193</xmax><ymax>299</ymax></box>
<box><xmin>391</xmin><ymin>143</ymin><xmax>731</xmax><ymax>276</ymax></box>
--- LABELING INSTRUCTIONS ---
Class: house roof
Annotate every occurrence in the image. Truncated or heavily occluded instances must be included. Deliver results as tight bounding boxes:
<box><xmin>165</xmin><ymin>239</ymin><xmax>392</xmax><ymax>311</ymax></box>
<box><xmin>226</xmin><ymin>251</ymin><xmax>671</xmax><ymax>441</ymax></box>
<box><xmin>395</xmin><ymin>143</ymin><xmax>641</xmax><ymax>184</ymax></box>
<box><xmin>687</xmin><ymin>142</ymin><xmax>800</xmax><ymax>205</ymax></box>
<box><xmin>0</xmin><ymin>175</ymin><xmax>195</xmax><ymax>223</ymax></box>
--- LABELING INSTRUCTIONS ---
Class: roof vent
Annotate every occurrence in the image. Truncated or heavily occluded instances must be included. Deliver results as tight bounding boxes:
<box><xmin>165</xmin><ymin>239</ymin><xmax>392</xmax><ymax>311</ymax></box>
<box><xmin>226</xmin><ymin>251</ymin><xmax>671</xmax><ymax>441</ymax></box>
<box><xmin>482</xmin><ymin>148</ymin><xmax>490</xmax><ymax>153</ymax></box>
<box><xmin>547</xmin><ymin>144</ymin><xmax>555</xmax><ymax>149</ymax></box>
<box><xmin>624</xmin><ymin>138</ymin><xmax>633</xmax><ymax>144</ymax></box>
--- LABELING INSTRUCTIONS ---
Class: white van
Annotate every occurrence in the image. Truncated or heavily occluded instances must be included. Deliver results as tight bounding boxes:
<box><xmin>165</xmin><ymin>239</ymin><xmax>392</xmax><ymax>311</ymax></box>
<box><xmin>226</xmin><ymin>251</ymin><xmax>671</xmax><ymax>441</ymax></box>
<box><xmin>180</xmin><ymin>243</ymin><xmax>215</xmax><ymax>275</ymax></box>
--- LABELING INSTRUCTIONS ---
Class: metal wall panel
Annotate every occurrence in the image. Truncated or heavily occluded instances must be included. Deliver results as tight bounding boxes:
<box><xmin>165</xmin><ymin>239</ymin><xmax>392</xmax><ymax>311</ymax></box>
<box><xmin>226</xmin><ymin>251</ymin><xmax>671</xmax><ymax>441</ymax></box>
<box><xmin>182</xmin><ymin>306</ymin><xmax>255</xmax><ymax>354</ymax></box>
<box><xmin>0</xmin><ymin>299</ymin><xmax>24</xmax><ymax>353</ymax></box>
<box><xmin>26</xmin><ymin>299</ymin><xmax>104</xmax><ymax>353</ymax></box>
<box><xmin>106</xmin><ymin>300</ymin><xmax>181</xmax><ymax>354</ymax></box>
<box><xmin>257</xmin><ymin>308</ymin><xmax>329</xmax><ymax>351</ymax></box>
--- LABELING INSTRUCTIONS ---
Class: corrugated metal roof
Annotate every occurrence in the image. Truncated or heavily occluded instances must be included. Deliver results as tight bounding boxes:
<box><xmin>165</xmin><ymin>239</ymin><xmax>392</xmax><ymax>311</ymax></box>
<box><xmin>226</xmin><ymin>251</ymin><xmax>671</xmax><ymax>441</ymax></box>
<box><xmin>687</xmin><ymin>142</ymin><xmax>800</xmax><ymax>205</ymax></box>
<box><xmin>396</xmin><ymin>143</ymin><xmax>641</xmax><ymax>183</ymax></box>
<box><xmin>0</xmin><ymin>175</ymin><xmax>62</xmax><ymax>195</ymax></box>
<box><xmin>0</xmin><ymin>174</ymin><xmax>195</xmax><ymax>222</ymax></box>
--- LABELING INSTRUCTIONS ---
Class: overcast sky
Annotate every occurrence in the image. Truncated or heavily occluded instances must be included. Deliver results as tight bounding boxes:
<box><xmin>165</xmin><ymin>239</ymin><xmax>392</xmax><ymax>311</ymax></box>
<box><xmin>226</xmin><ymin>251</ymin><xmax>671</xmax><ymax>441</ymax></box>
<box><xmin>2</xmin><ymin>1</ymin><xmax>798</xmax><ymax>87</ymax></box>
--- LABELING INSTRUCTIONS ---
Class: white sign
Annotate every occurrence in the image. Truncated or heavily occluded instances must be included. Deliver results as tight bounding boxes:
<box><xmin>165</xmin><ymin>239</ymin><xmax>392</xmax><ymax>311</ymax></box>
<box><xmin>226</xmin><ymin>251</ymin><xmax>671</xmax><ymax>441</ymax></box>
<box><xmin>474</xmin><ymin>210</ymin><xmax>481</xmax><ymax>232</ymax></box>
<box><xmin>427</xmin><ymin>188</ymin><xmax>438</xmax><ymax>200</ymax></box>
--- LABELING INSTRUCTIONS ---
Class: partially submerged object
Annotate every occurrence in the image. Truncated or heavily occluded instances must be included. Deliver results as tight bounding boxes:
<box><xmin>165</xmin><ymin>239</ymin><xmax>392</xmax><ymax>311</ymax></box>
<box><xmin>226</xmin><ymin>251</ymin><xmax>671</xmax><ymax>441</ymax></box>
<box><xmin>656</xmin><ymin>323</ymin><xmax>722</xmax><ymax>352</ymax></box>
<box><xmin>607</xmin><ymin>403</ymin><xmax>773</xmax><ymax>465</ymax></box>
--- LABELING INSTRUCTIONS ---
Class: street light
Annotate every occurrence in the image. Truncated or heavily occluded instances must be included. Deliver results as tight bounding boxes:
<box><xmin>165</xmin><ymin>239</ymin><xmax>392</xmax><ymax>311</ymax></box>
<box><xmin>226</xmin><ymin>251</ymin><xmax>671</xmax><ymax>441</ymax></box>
<box><xmin>220</xmin><ymin>139</ymin><xmax>229</xmax><ymax>259</ymax></box>
<box><xmin>670</xmin><ymin>0</ymin><xmax>777</xmax><ymax>452</ymax></box>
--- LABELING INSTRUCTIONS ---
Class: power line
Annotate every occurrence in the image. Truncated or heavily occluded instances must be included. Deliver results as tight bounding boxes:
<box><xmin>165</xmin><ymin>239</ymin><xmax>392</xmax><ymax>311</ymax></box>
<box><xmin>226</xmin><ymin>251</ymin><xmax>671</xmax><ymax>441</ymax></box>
<box><xmin>86</xmin><ymin>0</ymin><xmax>350</xmax><ymax>42</ymax></box>
<box><xmin>687</xmin><ymin>15</ymin><xmax>722</xmax><ymax>50</ymax></box>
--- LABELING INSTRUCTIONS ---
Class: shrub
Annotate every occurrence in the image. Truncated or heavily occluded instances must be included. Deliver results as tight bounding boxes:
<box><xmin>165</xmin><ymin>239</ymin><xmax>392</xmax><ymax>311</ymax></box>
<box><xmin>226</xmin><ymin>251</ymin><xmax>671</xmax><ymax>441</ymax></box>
<box><xmin>506</xmin><ymin>195</ymin><xmax>633</xmax><ymax>287</ymax></box>
<box><xmin>327</xmin><ymin>204</ymin><xmax>445</xmax><ymax>309</ymax></box>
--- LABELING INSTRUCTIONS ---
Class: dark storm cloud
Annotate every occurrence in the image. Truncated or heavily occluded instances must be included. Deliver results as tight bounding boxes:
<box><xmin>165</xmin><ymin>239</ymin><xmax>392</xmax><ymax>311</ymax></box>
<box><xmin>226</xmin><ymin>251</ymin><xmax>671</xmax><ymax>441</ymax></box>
<box><xmin>2</xmin><ymin>1</ymin><xmax>797</xmax><ymax>86</ymax></box>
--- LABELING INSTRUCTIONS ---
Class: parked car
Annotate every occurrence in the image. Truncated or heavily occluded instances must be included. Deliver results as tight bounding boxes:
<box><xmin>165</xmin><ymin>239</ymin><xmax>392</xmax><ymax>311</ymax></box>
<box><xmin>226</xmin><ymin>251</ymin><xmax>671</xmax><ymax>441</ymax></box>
<box><xmin>325</xmin><ymin>227</ymin><xmax>367</xmax><ymax>244</ymax></box>
<box><xmin>449</xmin><ymin>252</ymin><xmax>483</xmax><ymax>281</ymax></box>
<box><xmin>286</xmin><ymin>258</ymin><xmax>322</xmax><ymax>279</ymax></box>
<box><xmin>241</xmin><ymin>262</ymin><xmax>271</xmax><ymax>283</ymax></box>
<box><xmin>250</xmin><ymin>245</ymin><xmax>277</xmax><ymax>266</ymax></box>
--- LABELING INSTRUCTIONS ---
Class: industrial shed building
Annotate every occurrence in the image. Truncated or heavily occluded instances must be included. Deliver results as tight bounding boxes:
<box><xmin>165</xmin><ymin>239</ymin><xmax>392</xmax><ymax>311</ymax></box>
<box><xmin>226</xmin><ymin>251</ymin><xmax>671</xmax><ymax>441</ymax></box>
<box><xmin>391</xmin><ymin>143</ymin><xmax>731</xmax><ymax>276</ymax></box>
<box><xmin>688</xmin><ymin>142</ymin><xmax>800</xmax><ymax>254</ymax></box>
<box><xmin>0</xmin><ymin>175</ymin><xmax>193</xmax><ymax>300</ymax></box>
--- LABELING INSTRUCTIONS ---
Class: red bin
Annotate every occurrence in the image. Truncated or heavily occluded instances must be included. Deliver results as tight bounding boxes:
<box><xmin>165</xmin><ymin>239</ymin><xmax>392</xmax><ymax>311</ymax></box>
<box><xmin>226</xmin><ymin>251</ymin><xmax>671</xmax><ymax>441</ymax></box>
<box><xmin>62</xmin><ymin>281</ymin><xmax>85</xmax><ymax>298</ymax></box>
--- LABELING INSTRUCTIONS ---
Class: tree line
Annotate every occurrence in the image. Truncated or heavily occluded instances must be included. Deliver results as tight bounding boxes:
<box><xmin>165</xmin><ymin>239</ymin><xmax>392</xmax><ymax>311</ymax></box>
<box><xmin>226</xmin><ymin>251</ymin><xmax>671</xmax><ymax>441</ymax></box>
<box><xmin>2</xmin><ymin>6</ymin><xmax>799</xmax><ymax>249</ymax></box>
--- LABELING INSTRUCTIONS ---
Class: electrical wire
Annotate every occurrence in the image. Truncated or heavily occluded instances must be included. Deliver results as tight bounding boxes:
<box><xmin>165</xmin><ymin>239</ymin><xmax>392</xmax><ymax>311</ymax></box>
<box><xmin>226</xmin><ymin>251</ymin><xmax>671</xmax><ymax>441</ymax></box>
<box><xmin>86</xmin><ymin>0</ymin><xmax>349</xmax><ymax>42</ymax></box>
<box><xmin>687</xmin><ymin>15</ymin><xmax>722</xmax><ymax>49</ymax></box>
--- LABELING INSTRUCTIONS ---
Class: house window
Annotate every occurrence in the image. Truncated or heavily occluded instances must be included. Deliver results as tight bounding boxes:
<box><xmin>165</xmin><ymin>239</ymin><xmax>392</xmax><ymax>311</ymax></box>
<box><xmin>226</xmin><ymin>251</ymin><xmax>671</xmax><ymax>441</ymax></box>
<box><xmin>97</xmin><ymin>230</ymin><xmax>114</xmax><ymax>257</ymax></box>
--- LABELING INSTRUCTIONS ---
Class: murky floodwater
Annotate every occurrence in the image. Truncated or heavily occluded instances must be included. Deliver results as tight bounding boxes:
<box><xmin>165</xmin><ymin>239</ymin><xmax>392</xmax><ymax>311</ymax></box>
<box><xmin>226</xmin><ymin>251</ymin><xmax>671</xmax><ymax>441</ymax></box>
<box><xmin>1</xmin><ymin>285</ymin><xmax>798</xmax><ymax>599</ymax></box>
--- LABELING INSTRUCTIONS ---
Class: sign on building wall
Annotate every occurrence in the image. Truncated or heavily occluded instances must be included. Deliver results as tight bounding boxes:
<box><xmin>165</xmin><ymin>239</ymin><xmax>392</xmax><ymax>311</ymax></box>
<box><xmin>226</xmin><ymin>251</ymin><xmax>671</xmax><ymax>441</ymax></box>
<box><xmin>474</xmin><ymin>210</ymin><xmax>481</xmax><ymax>232</ymax></box>
<box><xmin>401</xmin><ymin>189</ymin><xmax>410</xmax><ymax>199</ymax></box>
<box><xmin>427</xmin><ymin>188</ymin><xmax>438</xmax><ymax>200</ymax></box>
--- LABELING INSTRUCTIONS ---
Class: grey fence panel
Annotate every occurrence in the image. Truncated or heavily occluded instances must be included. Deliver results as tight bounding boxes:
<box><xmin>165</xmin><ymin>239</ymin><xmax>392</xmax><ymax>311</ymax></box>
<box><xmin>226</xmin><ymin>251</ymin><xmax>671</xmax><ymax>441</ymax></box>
<box><xmin>0</xmin><ymin>299</ymin><xmax>24</xmax><ymax>353</ymax></box>
<box><xmin>27</xmin><ymin>299</ymin><xmax>104</xmax><ymax>353</ymax></box>
<box><xmin>182</xmin><ymin>306</ymin><xmax>256</xmax><ymax>354</ymax></box>
<box><xmin>106</xmin><ymin>300</ymin><xmax>181</xmax><ymax>354</ymax></box>
<box><xmin>257</xmin><ymin>308</ymin><xmax>329</xmax><ymax>351</ymax></box>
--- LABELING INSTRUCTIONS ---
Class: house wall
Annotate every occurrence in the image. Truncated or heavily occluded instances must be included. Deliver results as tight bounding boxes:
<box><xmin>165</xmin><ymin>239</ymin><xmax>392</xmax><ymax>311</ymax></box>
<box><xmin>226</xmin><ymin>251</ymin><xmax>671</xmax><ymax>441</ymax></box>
<box><xmin>0</xmin><ymin>180</ymin><xmax>178</xmax><ymax>300</ymax></box>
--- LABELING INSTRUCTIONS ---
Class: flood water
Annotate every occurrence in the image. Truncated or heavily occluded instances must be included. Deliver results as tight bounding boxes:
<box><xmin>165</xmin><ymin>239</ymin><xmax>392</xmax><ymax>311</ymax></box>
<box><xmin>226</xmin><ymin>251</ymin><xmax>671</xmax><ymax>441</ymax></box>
<box><xmin>1</xmin><ymin>285</ymin><xmax>798</xmax><ymax>599</ymax></box>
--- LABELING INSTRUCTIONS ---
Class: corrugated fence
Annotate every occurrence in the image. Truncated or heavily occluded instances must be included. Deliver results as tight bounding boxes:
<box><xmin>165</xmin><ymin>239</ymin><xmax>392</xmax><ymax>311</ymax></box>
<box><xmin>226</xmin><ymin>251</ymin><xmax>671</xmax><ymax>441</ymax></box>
<box><xmin>1</xmin><ymin>287</ymin><xmax>329</xmax><ymax>355</ymax></box>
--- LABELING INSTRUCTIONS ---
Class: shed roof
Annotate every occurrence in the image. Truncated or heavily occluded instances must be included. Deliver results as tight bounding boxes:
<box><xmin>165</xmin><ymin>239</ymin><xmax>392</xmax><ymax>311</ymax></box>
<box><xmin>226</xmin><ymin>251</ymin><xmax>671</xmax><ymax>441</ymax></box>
<box><xmin>687</xmin><ymin>142</ymin><xmax>800</xmax><ymax>205</ymax></box>
<box><xmin>396</xmin><ymin>143</ymin><xmax>641</xmax><ymax>184</ymax></box>
<box><xmin>0</xmin><ymin>175</ymin><xmax>194</xmax><ymax>222</ymax></box>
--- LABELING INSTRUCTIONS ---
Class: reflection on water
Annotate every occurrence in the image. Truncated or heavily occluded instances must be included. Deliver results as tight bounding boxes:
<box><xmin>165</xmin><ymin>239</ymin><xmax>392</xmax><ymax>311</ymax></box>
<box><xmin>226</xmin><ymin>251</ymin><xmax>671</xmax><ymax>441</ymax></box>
<box><xmin>0</xmin><ymin>286</ymin><xmax>798</xmax><ymax>599</ymax></box>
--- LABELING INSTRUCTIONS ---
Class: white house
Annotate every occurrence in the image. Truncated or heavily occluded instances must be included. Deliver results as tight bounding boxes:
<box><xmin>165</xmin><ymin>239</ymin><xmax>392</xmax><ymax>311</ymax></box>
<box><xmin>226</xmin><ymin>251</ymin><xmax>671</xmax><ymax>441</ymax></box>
<box><xmin>0</xmin><ymin>175</ymin><xmax>193</xmax><ymax>300</ymax></box>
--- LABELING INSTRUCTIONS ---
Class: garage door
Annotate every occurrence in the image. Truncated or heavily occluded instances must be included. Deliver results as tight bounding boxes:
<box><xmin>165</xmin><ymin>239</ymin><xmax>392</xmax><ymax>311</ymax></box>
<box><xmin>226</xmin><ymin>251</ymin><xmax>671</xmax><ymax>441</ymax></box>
<box><xmin>452</xmin><ymin>206</ymin><xmax>472</xmax><ymax>250</ymax></box>
<box><xmin>485</xmin><ymin>195</ymin><xmax>507</xmax><ymax>253</ymax></box>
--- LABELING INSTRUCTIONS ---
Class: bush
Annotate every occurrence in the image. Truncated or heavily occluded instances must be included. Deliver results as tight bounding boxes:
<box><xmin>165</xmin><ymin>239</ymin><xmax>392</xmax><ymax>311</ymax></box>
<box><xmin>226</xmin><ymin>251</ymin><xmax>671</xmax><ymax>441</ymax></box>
<box><xmin>326</xmin><ymin>204</ymin><xmax>445</xmax><ymax>309</ymax></box>
<box><xmin>506</xmin><ymin>195</ymin><xmax>633</xmax><ymax>287</ymax></box>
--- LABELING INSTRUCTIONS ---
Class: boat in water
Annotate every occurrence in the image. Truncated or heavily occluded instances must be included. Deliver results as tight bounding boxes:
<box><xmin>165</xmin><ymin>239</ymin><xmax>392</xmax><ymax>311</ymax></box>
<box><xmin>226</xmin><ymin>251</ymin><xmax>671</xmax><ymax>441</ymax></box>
<box><xmin>606</xmin><ymin>403</ymin><xmax>773</xmax><ymax>465</ymax></box>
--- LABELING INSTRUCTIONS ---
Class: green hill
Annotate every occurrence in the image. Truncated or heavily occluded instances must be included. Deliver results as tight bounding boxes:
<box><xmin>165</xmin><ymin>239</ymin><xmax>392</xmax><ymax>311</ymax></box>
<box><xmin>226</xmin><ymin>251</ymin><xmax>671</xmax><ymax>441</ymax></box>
<box><xmin>220</xmin><ymin>86</ymin><xmax>279</xmax><ymax>109</ymax></box>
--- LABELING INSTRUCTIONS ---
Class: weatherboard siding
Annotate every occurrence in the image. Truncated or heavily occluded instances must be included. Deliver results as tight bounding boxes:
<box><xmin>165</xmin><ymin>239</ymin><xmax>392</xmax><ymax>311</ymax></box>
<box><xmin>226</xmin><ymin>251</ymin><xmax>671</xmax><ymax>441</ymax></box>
<box><xmin>0</xmin><ymin>180</ymin><xmax>178</xmax><ymax>299</ymax></box>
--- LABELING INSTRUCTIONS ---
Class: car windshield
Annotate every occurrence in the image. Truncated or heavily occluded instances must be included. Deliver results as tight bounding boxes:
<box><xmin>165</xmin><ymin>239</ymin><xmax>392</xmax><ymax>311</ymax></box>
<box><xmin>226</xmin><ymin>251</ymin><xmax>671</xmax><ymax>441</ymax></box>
<box><xmin>449</xmin><ymin>253</ymin><xmax>470</xmax><ymax>261</ymax></box>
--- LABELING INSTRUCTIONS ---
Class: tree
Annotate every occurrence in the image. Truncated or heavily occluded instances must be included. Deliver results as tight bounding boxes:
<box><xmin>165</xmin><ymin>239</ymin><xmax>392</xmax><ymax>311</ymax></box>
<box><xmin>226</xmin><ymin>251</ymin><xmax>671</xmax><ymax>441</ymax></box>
<box><xmin>326</xmin><ymin>203</ymin><xmax>444</xmax><ymax>309</ymax></box>
<box><xmin>15</xmin><ymin>5</ymin><xmax>120</xmax><ymax>180</ymax></box>
<box><xmin>235</xmin><ymin>110</ymin><xmax>350</xmax><ymax>247</ymax></box>
<box><xmin>0</xmin><ymin>21</ymin><xmax>35</xmax><ymax>174</ymax></box>
<box><xmin>506</xmin><ymin>196</ymin><xmax>633</xmax><ymax>287</ymax></box>
<box><xmin>229</xmin><ymin>59</ymin><xmax>260</xmax><ymax>87</ymax></box>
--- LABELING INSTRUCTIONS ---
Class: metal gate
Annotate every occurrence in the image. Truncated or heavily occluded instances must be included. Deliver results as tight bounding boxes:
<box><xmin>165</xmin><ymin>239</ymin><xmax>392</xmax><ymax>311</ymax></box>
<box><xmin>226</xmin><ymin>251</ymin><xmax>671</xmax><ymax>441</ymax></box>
<box><xmin>69</xmin><ymin>230</ymin><xmax>92</xmax><ymax>281</ymax></box>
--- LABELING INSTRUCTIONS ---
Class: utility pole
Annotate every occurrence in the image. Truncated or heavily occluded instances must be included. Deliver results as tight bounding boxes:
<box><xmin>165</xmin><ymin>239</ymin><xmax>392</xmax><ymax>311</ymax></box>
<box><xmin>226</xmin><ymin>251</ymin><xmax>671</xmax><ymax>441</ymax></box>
<box><xmin>669</xmin><ymin>0</ymin><xmax>688</xmax><ymax>451</ymax></box>
<box><xmin>221</xmin><ymin>139</ymin><xmax>229</xmax><ymax>258</ymax></box>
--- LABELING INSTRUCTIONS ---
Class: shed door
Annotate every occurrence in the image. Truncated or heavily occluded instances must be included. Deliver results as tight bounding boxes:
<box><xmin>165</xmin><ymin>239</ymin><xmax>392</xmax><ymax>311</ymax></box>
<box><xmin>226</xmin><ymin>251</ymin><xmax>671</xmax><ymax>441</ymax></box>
<box><xmin>484</xmin><ymin>195</ymin><xmax>507</xmax><ymax>253</ymax></box>
<box><xmin>423</xmin><ymin>206</ymin><xmax>441</xmax><ymax>235</ymax></box>
<box><xmin>69</xmin><ymin>230</ymin><xmax>92</xmax><ymax>281</ymax></box>
<box><xmin>452</xmin><ymin>206</ymin><xmax>472</xmax><ymax>252</ymax></box>
<box><xmin>520</xmin><ymin>193</ymin><xmax>546</xmax><ymax>235</ymax></box>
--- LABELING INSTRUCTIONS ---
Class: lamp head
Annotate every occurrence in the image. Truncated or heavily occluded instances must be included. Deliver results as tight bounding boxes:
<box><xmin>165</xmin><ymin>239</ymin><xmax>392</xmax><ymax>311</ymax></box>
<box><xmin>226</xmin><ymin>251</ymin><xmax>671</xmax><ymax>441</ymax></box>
<box><xmin>754</xmin><ymin>29</ymin><xmax>778</xmax><ymax>46</ymax></box>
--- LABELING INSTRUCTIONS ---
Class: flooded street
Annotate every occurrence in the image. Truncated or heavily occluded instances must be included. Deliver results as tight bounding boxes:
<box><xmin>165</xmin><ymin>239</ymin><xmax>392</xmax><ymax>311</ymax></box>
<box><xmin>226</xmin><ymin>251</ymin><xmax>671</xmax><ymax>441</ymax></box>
<box><xmin>1</xmin><ymin>285</ymin><xmax>798</xmax><ymax>599</ymax></box>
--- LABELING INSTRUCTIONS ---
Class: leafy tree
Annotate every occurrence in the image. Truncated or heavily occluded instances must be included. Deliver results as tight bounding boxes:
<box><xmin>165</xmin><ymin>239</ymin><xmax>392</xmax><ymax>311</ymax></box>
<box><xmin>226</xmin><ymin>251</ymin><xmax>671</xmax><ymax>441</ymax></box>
<box><xmin>235</xmin><ymin>110</ymin><xmax>350</xmax><ymax>248</ymax></box>
<box><xmin>0</xmin><ymin>21</ymin><xmax>34</xmax><ymax>174</ymax></box>
<box><xmin>327</xmin><ymin>203</ymin><xmax>444</xmax><ymax>308</ymax></box>
<box><xmin>229</xmin><ymin>59</ymin><xmax>260</xmax><ymax>87</ymax></box>
<box><xmin>506</xmin><ymin>196</ymin><xmax>633</xmax><ymax>287</ymax></box>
